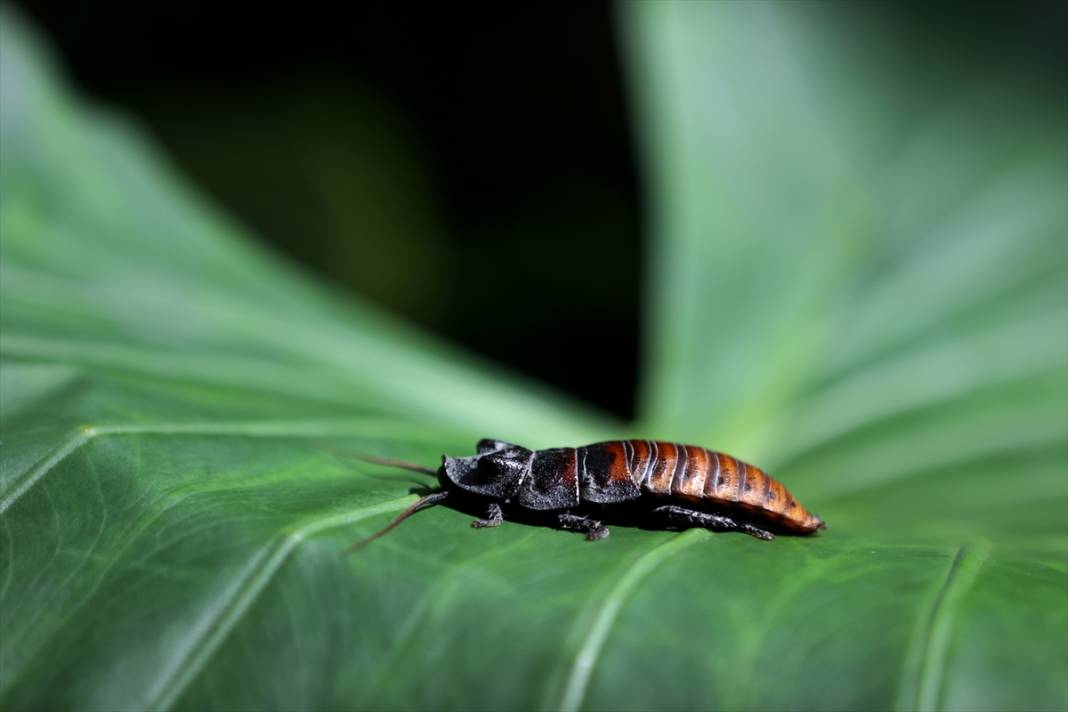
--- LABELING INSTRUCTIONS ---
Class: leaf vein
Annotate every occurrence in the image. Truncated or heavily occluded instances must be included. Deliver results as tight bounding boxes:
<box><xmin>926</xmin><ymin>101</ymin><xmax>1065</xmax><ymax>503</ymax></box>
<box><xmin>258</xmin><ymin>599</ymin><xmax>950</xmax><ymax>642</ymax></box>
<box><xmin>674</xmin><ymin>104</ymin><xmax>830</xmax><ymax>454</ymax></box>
<box><xmin>558</xmin><ymin>529</ymin><xmax>707</xmax><ymax>712</ymax></box>
<box><xmin>0</xmin><ymin>418</ymin><xmax>446</xmax><ymax>515</ymax></box>
<box><xmin>909</xmin><ymin>543</ymin><xmax>989</xmax><ymax>712</ymax></box>
<box><xmin>0</xmin><ymin>426</ymin><xmax>96</xmax><ymax>514</ymax></box>
<box><xmin>144</xmin><ymin>495</ymin><xmax>414</xmax><ymax>711</ymax></box>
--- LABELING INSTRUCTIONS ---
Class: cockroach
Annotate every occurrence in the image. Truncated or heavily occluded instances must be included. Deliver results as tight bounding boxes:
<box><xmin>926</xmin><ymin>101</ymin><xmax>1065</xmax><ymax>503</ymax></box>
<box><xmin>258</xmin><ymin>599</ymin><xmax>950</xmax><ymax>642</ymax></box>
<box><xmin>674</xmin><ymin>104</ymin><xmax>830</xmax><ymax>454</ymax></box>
<box><xmin>351</xmin><ymin>439</ymin><xmax>825</xmax><ymax>550</ymax></box>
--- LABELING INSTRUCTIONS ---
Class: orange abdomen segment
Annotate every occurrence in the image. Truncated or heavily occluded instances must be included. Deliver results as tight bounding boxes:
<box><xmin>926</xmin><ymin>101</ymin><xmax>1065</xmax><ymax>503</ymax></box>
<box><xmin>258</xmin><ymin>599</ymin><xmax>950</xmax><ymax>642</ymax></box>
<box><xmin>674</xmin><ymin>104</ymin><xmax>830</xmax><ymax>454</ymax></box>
<box><xmin>738</xmin><ymin>462</ymin><xmax>769</xmax><ymax>507</ymax></box>
<box><xmin>644</xmin><ymin>442</ymin><xmax>678</xmax><ymax>495</ymax></box>
<box><xmin>709</xmin><ymin>453</ymin><xmax>740</xmax><ymax>501</ymax></box>
<box><xmin>638</xmin><ymin>441</ymin><xmax>823</xmax><ymax>534</ymax></box>
<box><xmin>671</xmin><ymin>445</ymin><xmax>711</xmax><ymax>501</ymax></box>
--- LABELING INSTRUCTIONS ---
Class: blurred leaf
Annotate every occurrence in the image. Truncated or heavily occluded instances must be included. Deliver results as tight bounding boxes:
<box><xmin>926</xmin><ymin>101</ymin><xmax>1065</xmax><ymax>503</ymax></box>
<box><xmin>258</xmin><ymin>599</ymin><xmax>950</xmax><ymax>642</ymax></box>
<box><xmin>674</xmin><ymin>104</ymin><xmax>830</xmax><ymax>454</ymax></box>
<box><xmin>141</xmin><ymin>82</ymin><xmax>458</xmax><ymax>321</ymax></box>
<box><xmin>626</xmin><ymin>2</ymin><xmax>1067</xmax><ymax>710</ymax></box>
<box><xmin>0</xmin><ymin>9</ymin><xmax>610</xmax><ymax>451</ymax></box>
<box><xmin>1</xmin><ymin>5</ymin><xmax>1066</xmax><ymax>712</ymax></box>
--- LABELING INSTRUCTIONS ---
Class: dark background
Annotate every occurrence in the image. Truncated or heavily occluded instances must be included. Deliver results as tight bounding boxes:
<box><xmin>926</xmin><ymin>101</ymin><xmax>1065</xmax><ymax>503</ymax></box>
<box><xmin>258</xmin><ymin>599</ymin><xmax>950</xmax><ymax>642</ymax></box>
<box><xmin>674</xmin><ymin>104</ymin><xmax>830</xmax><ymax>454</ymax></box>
<box><xmin>13</xmin><ymin>2</ymin><xmax>1066</xmax><ymax>420</ymax></box>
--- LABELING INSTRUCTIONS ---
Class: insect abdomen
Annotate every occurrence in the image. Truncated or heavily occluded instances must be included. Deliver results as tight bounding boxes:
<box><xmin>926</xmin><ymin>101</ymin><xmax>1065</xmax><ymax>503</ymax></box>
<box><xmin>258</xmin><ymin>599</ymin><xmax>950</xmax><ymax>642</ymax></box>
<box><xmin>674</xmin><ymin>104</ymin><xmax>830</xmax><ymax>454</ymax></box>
<box><xmin>577</xmin><ymin>440</ymin><xmax>823</xmax><ymax>534</ymax></box>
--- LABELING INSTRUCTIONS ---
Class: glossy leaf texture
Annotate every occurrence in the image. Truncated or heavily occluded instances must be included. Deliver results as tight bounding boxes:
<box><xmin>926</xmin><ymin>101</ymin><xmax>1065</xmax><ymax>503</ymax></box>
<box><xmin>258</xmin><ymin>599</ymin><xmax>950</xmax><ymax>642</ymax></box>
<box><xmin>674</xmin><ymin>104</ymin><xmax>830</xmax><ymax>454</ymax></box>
<box><xmin>1</xmin><ymin>4</ymin><xmax>1066</xmax><ymax>712</ymax></box>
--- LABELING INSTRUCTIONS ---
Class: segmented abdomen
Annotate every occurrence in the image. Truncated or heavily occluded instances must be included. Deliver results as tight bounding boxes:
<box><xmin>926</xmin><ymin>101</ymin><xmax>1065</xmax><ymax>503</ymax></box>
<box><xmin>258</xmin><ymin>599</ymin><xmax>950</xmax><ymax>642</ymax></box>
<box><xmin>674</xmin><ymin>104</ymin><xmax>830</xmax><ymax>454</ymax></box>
<box><xmin>576</xmin><ymin>440</ymin><xmax>823</xmax><ymax>534</ymax></box>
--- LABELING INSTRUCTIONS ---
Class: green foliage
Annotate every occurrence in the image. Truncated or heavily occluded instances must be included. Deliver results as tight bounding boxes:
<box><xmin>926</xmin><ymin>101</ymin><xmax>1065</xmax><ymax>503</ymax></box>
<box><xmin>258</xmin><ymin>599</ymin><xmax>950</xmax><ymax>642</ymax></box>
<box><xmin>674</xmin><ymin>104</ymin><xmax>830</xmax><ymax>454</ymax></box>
<box><xmin>2</xmin><ymin>4</ymin><xmax>1065</xmax><ymax>711</ymax></box>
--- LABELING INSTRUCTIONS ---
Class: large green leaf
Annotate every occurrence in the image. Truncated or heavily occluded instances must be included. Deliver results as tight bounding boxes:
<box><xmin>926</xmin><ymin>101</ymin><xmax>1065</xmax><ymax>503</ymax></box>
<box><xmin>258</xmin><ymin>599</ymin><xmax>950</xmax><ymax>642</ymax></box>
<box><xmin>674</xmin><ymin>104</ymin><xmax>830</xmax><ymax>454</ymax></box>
<box><xmin>624</xmin><ymin>2</ymin><xmax>1067</xmax><ymax>710</ymax></box>
<box><xmin>1</xmin><ymin>4</ymin><xmax>1065</xmax><ymax>712</ymax></box>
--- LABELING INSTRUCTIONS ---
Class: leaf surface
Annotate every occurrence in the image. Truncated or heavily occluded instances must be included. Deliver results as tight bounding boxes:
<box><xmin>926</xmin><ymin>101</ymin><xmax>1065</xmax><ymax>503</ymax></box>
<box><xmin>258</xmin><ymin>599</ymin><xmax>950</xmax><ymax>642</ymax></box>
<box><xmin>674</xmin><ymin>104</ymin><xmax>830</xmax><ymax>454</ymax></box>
<box><xmin>1</xmin><ymin>5</ymin><xmax>1066</xmax><ymax>711</ymax></box>
<box><xmin>624</xmin><ymin>3</ymin><xmax>1067</xmax><ymax>710</ymax></box>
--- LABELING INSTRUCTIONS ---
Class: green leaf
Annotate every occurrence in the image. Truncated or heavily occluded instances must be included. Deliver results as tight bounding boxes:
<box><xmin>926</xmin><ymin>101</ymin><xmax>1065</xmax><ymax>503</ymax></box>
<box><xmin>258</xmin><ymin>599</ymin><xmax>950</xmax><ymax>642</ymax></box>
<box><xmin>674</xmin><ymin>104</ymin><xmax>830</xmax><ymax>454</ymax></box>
<box><xmin>624</xmin><ymin>2</ymin><xmax>1067</xmax><ymax>710</ymax></box>
<box><xmin>1</xmin><ymin>5</ymin><xmax>1065</xmax><ymax>712</ymax></box>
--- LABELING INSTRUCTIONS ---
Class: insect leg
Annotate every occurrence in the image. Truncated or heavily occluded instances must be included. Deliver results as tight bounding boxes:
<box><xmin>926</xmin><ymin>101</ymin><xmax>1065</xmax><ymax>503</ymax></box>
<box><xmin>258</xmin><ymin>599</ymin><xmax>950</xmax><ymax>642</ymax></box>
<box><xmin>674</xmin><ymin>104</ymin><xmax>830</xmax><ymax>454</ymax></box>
<box><xmin>557</xmin><ymin>512</ymin><xmax>610</xmax><ymax>541</ymax></box>
<box><xmin>652</xmin><ymin>505</ymin><xmax>774</xmax><ymax>541</ymax></box>
<box><xmin>471</xmin><ymin>502</ymin><xmax>504</xmax><ymax>529</ymax></box>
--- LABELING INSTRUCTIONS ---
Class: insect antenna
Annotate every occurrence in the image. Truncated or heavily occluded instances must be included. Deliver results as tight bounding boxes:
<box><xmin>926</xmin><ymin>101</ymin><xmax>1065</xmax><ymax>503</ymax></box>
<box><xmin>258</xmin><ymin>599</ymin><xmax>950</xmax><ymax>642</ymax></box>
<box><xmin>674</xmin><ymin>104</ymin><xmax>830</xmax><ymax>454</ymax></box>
<box><xmin>346</xmin><ymin>490</ymin><xmax>449</xmax><ymax>554</ymax></box>
<box><xmin>312</xmin><ymin>442</ymin><xmax>439</xmax><ymax>478</ymax></box>
<box><xmin>356</xmin><ymin>454</ymin><xmax>439</xmax><ymax>477</ymax></box>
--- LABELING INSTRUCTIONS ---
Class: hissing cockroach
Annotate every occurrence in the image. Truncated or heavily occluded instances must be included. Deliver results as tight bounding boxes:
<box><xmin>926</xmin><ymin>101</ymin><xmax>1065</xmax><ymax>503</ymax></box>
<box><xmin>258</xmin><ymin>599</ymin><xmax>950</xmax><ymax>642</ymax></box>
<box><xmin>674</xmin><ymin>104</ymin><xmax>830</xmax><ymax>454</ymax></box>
<box><xmin>352</xmin><ymin>439</ymin><xmax>826</xmax><ymax>549</ymax></box>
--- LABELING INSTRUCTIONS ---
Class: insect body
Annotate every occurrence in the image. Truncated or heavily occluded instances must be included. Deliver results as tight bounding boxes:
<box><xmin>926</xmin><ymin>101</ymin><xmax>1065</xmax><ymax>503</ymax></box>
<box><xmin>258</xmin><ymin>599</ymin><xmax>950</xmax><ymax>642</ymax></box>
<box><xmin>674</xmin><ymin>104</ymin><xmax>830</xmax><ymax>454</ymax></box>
<box><xmin>355</xmin><ymin>439</ymin><xmax>825</xmax><ymax>549</ymax></box>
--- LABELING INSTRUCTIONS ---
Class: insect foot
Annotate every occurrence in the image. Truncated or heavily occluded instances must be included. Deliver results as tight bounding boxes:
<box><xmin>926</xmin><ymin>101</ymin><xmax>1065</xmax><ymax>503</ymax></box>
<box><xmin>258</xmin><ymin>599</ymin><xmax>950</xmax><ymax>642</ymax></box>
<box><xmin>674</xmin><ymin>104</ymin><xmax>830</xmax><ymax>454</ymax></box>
<box><xmin>471</xmin><ymin>502</ymin><xmax>503</xmax><ymax>529</ymax></box>
<box><xmin>558</xmin><ymin>512</ymin><xmax>609</xmax><ymax>541</ymax></box>
<box><xmin>742</xmin><ymin>524</ymin><xmax>775</xmax><ymax>541</ymax></box>
<box><xmin>585</xmin><ymin>525</ymin><xmax>610</xmax><ymax>541</ymax></box>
